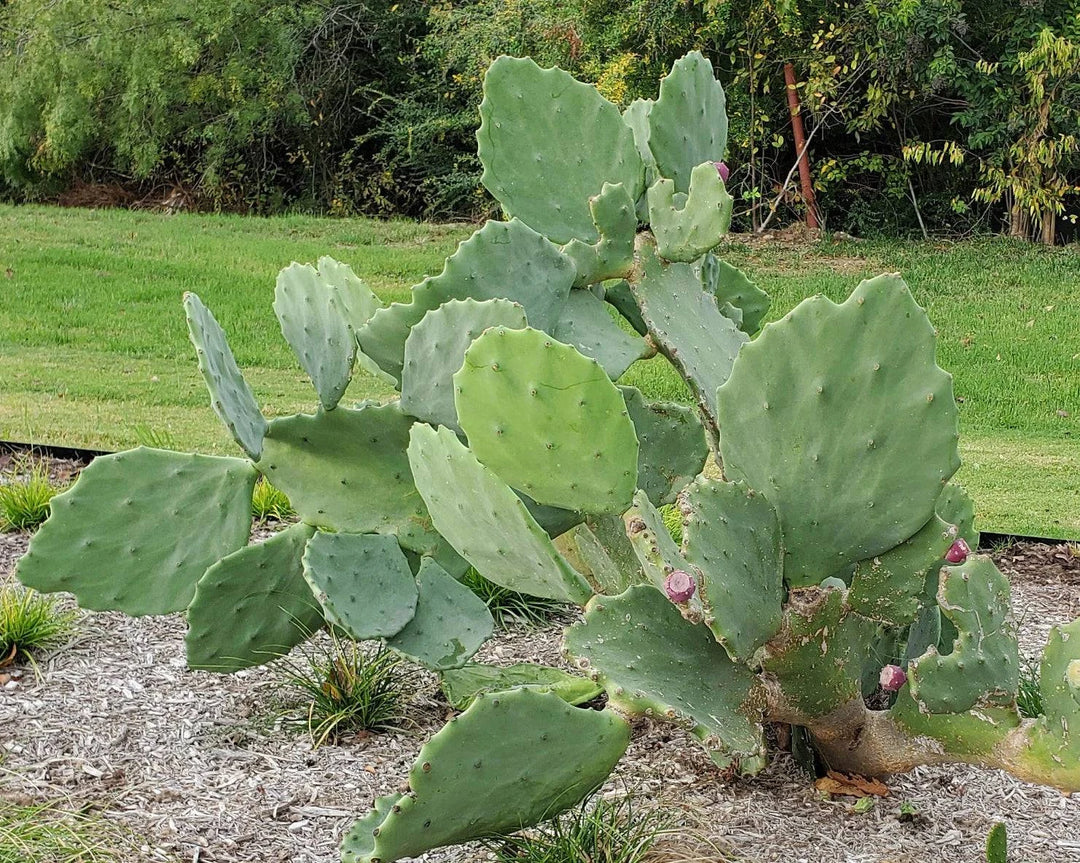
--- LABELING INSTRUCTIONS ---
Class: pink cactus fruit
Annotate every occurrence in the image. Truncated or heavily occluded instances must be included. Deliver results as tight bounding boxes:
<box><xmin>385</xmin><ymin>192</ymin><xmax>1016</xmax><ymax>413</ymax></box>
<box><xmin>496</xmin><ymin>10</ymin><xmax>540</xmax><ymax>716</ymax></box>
<box><xmin>879</xmin><ymin>664</ymin><xmax>907</xmax><ymax>692</ymax></box>
<box><xmin>664</xmin><ymin>569</ymin><xmax>696</xmax><ymax>603</ymax></box>
<box><xmin>945</xmin><ymin>538</ymin><xmax>971</xmax><ymax>564</ymax></box>
<box><xmin>713</xmin><ymin>161</ymin><xmax>730</xmax><ymax>183</ymax></box>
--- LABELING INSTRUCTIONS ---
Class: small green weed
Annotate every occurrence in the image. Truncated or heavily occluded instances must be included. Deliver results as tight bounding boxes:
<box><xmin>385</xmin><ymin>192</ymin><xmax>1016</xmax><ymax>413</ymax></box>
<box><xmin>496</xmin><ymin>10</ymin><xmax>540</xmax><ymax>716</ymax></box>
<box><xmin>1016</xmin><ymin>656</ymin><xmax>1043</xmax><ymax>718</ymax></box>
<box><xmin>0</xmin><ymin>798</ymin><xmax>137</xmax><ymax>863</ymax></box>
<box><xmin>0</xmin><ymin>459</ymin><xmax>62</xmax><ymax>531</ymax></box>
<box><xmin>658</xmin><ymin>504</ymin><xmax>684</xmax><ymax>544</ymax></box>
<box><xmin>251</xmin><ymin>477</ymin><xmax>294</xmax><ymax>522</ymax></box>
<box><xmin>275</xmin><ymin>636</ymin><xmax>415</xmax><ymax>747</ymax></box>
<box><xmin>0</xmin><ymin>579</ymin><xmax>78</xmax><ymax>663</ymax></box>
<box><xmin>460</xmin><ymin>568</ymin><xmax>569</xmax><ymax>628</ymax></box>
<box><xmin>132</xmin><ymin>423</ymin><xmax>180</xmax><ymax>450</ymax></box>
<box><xmin>486</xmin><ymin>793</ymin><xmax>671</xmax><ymax>863</ymax></box>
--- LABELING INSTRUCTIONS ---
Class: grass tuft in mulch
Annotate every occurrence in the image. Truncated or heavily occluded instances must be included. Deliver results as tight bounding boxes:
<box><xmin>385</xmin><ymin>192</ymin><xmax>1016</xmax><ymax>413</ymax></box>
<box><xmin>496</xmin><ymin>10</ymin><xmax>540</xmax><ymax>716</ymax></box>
<box><xmin>0</xmin><ymin>578</ymin><xmax>79</xmax><ymax>665</ymax></box>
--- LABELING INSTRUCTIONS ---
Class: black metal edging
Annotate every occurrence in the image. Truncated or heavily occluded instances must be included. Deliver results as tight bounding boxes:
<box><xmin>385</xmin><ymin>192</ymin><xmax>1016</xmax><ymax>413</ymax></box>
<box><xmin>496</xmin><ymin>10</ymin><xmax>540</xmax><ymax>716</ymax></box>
<box><xmin>0</xmin><ymin>439</ymin><xmax>1075</xmax><ymax>546</ymax></box>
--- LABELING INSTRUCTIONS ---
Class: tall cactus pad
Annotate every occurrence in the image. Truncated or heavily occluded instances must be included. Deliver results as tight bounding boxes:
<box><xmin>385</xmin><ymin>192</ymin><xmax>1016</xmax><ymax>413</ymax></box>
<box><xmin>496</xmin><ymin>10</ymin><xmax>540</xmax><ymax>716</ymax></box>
<box><xmin>1018</xmin><ymin>618</ymin><xmax>1080</xmax><ymax>788</ymax></box>
<box><xmin>302</xmin><ymin>532</ymin><xmax>418</xmax><ymax>641</ymax></box>
<box><xmin>553</xmin><ymin>291</ymin><xmax>650</xmax><ymax>381</ymax></box>
<box><xmin>357</xmin><ymin>219</ymin><xmax>575</xmax><ymax>383</ymax></box>
<box><xmin>702</xmin><ymin>255</ymin><xmax>771</xmax><ymax>336</ymax></box>
<box><xmin>631</xmin><ymin>250</ymin><xmax>747</xmax><ymax>424</ymax></box>
<box><xmin>408</xmin><ymin>424</ymin><xmax>592</xmax><ymax>604</ymax></box>
<box><xmin>647</xmin><ymin>162</ymin><xmax>733</xmax><ymax>262</ymax></box>
<box><xmin>848</xmin><ymin>516</ymin><xmax>958</xmax><ymax>626</ymax></box>
<box><xmin>185</xmin><ymin>522</ymin><xmax>322</xmax><ymax>672</ymax></box>
<box><xmin>386</xmin><ymin>559</ymin><xmax>493</xmax><ymax>670</ymax></box>
<box><xmin>274</xmin><ymin>262</ymin><xmax>356</xmax><ymax>410</ymax></box>
<box><xmin>681</xmin><ymin>479</ymin><xmax>784</xmax><ymax>661</ymax></box>
<box><xmin>561</xmin><ymin>183</ymin><xmax>637</xmax><ymax>286</ymax></box>
<box><xmin>566</xmin><ymin>585</ymin><xmax>767</xmax><ymax>772</ymax></box>
<box><xmin>717</xmin><ymin>275</ymin><xmax>960</xmax><ymax>586</ymax></box>
<box><xmin>341</xmin><ymin>689</ymin><xmax>630</xmax><ymax>863</ymax></box>
<box><xmin>624</xmin><ymin>490</ymin><xmax>705</xmax><ymax>622</ymax></box>
<box><xmin>455</xmin><ymin>327</ymin><xmax>639</xmax><ymax>514</ymax></box>
<box><xmin>16</xmin><ymin>448</ymin><xmax>256</xmax><ymax>616</ymax></box>
<box><xmin>478</xmin><ymin>56</ymin><xmax>644</xmax><ymax>244</ymax></box>
<box><xmin>401</xmin><ymin>298</ymin><xmax>528</xmax><ymax>430</ymax></box>
<box><xmin>258</xmin><ymin>403</ymin><xmax>439</xmax><ymax>554</ymax></box>
<box><xmin>889</xmin><ymin>686</ymin><xmax>1020</xmax><ymax>757</ymax></box>
<box><xmin>909</xmin><ymin>556</ymin><xmax>1018</xmax><ymax>714</ymax></box>
<box><xmin>558</xmin><ymin>515</ymin><xmax>643</xmax><ymax>596</ymax></box>
<box><xmin>623</xmin><ymin>99</ymin><xmax>657</xmax><ymax>189</ymax></box>
<box><xmin>183</xmin><ymin>293</ymin><xmax>267</xmax><ymax>459</ymax></box>
<box><xmin>647</xmin><ymin>52</ymin><xmax>728</xmax><ymax>194</ymax></box>
<box><xmin>315</xmin><ymin>256</ymin><xmax>384</xmax><ymax>333</ymax></box>
<box><xmin>440</xmin><ymin>663</ymin><xmax>604</xmax><ymax>710</ymax></box>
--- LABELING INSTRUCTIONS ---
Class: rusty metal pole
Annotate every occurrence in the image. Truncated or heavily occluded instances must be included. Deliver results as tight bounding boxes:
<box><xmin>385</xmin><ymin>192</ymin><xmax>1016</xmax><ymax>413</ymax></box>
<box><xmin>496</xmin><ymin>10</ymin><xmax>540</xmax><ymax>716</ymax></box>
<box><xmin>783</xmin><ymin>62</ymin><xmax>819</xmax><ymax>230</ymax></box>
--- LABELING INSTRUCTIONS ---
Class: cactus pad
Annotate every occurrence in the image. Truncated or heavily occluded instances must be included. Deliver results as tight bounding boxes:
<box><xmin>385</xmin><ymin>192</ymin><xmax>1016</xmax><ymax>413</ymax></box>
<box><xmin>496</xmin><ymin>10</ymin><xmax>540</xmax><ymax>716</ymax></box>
<box><xmin>716</xmin><ymin>275</ymin><xmax>960</xmax><ymax>586</ymax></box>
<box><xmin>386</xmin><ymin>559</ymin><xmax>493</xmax><ymax>670</ymax></box>
<box><xmin>274</xmin><ymin>262</ymin><xmax>356</xmax><ymax>410</ymax></box>
<box><xmin>647</xmin><ymin>52</ymin><xmax>728</xmax><ymax>194</ymax></box>
<box><xmin>454</xmin><ymin>327</ymin><xmax>639</xmax><ymax>513</ymax></box>
<box><xmin>407</xmin><ymin>424</ymin><xmax>592</xmax><ymax>604</ymax></box>
<box><xmin>889</xmin><ymin>686</ymin><xmax>1020</xmax><ymax>757</ymax></box>
<box><xmin>314</xmin><ymin>256</ymin><xmax>384</xmax><ymax>332</ymax></box>
<box><xmin>553</xmin><ymin>291</ymin><xmax>650</xmax><ymax>380</ymax></box>
<box><xmin>478</xmin><ymin>56</ymin><xmax>644</xmax><ymax>244</ymax></box>
<box><xmin>623</xmin><ymin>490</ymin><xmax>703</xmax><ymax>621</ymax></box>
<box><xmin>1019</xmin><ymin>618</ymin><xmax>1080</xmax><ymax>788</ymax></box>
<box><xmin>622</xmin><ymin>99</ymin><xmax>657</xmax><ymax>191</ymax></box>
<box><xmin>566</xmin><ymin>585</ymin><xmax>767</xmax><ymax>772</ymax></box>
<box><xmin>342</xmin><ymin>688</ymin><xmax>630</xmax><ymax>863</ymax></box>
<box><xmin>620</xmin><ymin>386</ymin><xmax>708</xmax><ymax>506</ymax></box>
<box><xmin>258</xmin><ymin>402</ymin><xmax>439</xmax><ymax>554</ymax></box>
<box><xmin>183</xmin><ymin>293</ymin><xmax>267</xmax><ymax>459</ymax></box>
<box><xmin>909</xmin><ymin>556</ymin><xmax>1018</xmax><ymax>713</ymax></box>
<box><xmin>561</xmin><ymin>182</ymin><xmax>637</xmax><ymax>286</ymax></box>
<box><xmin>680</xmin><ymin>479</ymin><xmax>784</xmax><ymax>661</ymax></box>
<box><xmin>16</xmin><ymin>448</ymin><xmax>256</xmax><ymax>616</ymax></box>
<box><xmin>401</xmin><ymin>298</ymin><xmax>528</xmax><ymax>430</ymax></box>
<box><xmin>357</xmin><ymin>219</ymin><xmax>575</xmax><ymax>382</ymax></box>
<box><xmin>602</xmin><ymin>279</ymin><xmax>648</xmax><ymax>335</ymax></box>
<box><xmin>630</xmin><ymin>250</ymin><xmax>747</xmax><ymax>423</ymax></box>
<box><xmin>302</xmin><ymin>531</ymin><xmax>418</xmax><ymax>641</ymax></box>
<box><xmin>440</xmin><ymin>663</ymin><xmax>603</xmax><ymax>710</ymax></box>
<box><xmin>185</xmin><ymin>522</ymin><xmax>322</xmax><ymax>671</ymax></box>
<box><xmin>702</xmin><ymin>255</ymin><xmax>770</xmax><ymax>336</ymax></box>
<box><xmin>647</xmin><ymin>162</ymin><xmax>733</xmax><ymax>262</ymax></box>
<box><xmin>557</xmin><ymin>517</ymin><xmax>641</xmax><ymax>596</ymax></box>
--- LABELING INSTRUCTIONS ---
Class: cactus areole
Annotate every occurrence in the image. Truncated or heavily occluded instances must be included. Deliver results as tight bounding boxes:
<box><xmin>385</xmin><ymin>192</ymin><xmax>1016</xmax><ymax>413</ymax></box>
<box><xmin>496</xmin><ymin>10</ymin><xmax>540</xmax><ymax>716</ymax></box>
<box><xmin>13</xmin><ymin>50</ymin><xmax>1080</xmax><ymax>863</ymax></box>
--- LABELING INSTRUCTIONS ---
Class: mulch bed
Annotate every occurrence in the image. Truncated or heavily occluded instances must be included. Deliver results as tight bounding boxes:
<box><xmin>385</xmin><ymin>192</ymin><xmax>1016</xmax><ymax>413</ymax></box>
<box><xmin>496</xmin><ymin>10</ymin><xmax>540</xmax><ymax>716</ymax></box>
<box><xmin>2</xmin><ymin>517</ymin><xmax>1078</xmax><ymax>863</ymax></box>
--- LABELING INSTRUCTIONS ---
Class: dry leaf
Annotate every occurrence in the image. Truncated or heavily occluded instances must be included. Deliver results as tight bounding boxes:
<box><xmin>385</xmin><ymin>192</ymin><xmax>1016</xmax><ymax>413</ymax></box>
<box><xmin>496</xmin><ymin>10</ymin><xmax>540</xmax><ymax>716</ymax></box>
<box><xmin>814</xmin><ymin>770</ymin><xmax>890</xmax><ymax>798</ymax></box>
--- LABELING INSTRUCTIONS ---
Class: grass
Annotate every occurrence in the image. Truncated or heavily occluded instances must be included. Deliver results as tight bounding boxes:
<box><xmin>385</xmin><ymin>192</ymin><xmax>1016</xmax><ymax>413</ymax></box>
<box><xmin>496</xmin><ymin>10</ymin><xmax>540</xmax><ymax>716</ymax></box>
<box><xmin>1</xmin><ymin>204</ymin><xmax>1077</xmax><ymax>536</ymax></box>
<box><xmin>274</xmin><ymin>636</ymin><xmax>415</xmax><ymax>747</ymax></box>
<box><xmin>485</xmin><ymin>794</ymin><xmax>671</xmax><ymax>863</ymax></box>
<box><xmin>0</xmin><ymin>799</ymin><xmax>142</xmax><ymax>863</ymax></box>
<box><xmin>0</xmin><ymin>578</ymin><xmax>79</xmax><ymax>664</ymax></box>
<box><xmin>0</xmin><ymin>457</ymin><xmax>64</xmax><ymax>531</ymax></box>
<box><xmin>460</xmin><ymin>567</ymin><xmax>570</xmax><ymax>628</ymax></box>
<box><xmin>251</xmin><ymin>476</ymin><xmax>294</xmax><ymax>522</ymax></box>
<box><xmin>1016</xmin><ymin>657</ymin><xmax>1043</xmax><ymax>719</ymax></box>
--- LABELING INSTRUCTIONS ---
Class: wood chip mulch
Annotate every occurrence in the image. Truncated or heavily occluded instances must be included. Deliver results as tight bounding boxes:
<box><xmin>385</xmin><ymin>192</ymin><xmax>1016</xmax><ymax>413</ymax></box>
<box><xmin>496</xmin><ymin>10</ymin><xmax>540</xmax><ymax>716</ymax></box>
<box><xmin>2</xmin><ymin>530</ymin><xmax>1078</xmax><ymax>863</ymax></box>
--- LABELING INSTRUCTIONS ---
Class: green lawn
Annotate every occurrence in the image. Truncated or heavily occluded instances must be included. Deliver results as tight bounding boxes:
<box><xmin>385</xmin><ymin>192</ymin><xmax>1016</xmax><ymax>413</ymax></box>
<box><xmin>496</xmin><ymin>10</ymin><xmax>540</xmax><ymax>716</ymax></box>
<box><xmin>1</xmin><ymin>204</ymin><xmax>1077</xmax><ymax>537</ymax></box>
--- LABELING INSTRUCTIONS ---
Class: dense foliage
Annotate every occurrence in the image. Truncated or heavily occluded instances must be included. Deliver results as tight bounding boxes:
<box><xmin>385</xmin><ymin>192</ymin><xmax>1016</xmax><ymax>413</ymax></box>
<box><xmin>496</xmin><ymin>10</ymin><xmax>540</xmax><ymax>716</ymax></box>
<box><xmin>1</xmin><ymin>0</ymin><xmax>1077</xmax><ymax>239</ymax></box>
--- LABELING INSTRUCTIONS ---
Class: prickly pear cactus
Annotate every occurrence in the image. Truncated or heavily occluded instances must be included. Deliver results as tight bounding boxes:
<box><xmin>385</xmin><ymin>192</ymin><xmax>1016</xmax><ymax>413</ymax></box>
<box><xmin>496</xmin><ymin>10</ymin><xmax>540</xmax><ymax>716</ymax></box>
<box><xmin>17</xmin><ymin>48</ymin><xmax>1080</xmax><ymax>863</ymax></box>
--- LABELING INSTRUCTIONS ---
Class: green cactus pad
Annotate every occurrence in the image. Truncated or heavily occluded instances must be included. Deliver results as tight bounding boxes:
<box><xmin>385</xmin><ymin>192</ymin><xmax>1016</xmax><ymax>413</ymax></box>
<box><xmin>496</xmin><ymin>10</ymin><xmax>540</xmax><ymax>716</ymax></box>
<box><xmin>454</xmin><ymin>327</ymin><xmax>639</xmax><ymax>514</ymax></box>
<box><xmin>702</xmin><ymin>255</ymin><xmax>771</xmax><ymax>336</ymax></box>
<box><xmin>620</xmin><ymin>386</ymin><xmax>708</xmax><ymax>507</ymax></box>
<box><xmin>183</xmin><ymin>293</ymin><xmax>267</xmax><ymax>460</ymax></box>
<box><xmin>477</xmin><ymin>56</ymin><xmax>644</xmax><ymax>244</ymax></box>
<box><xmin>557</xmin><ymin>516</ymin><xmax>641</xmax><ymax>596</ymax></box>
<box><xmin>716</xmin><ymin>274</ymin><xmax>961</xmax><ymax>586</ymax></box>
<box><xmin>274</xmin><ymin>262</ymin><xmax>356</xmax><ymax>410</ymax></box>
<box><xmin>357</xmin><ymin>219</ymin><xmax>575</xmax><ymax>383</ymax></box>
<box><xmin>630</xmin><ymin>250</ymin><xmax>747</xmax><ymax>424</ymax></box>
<box><xmin>553</xmin><ymin>291</ymin><xmax>650</xmax><ymax>380</ymax></box>
<box><xmin>258</xmin><ymin>402</ymin><xmax>439</xmax><ymax>554</ymax></box>
<box><xmin>341</xmin><ymin>794</ymin><xmax>402</xmax><ymax>863</ymax></box>
<box><xmin>440</xmin><ymin>663</ymin><xmax>603</xmax><ymax>710</ymax></box>
<box><xmin>759</xmin><ymin>587</ymin><xmax>878</xmax><ymax>717</ymax></box>
<box><xmin>566</xmin><ymin>585</ymin><xmax>767</xmax><ymax>772</ymax></box>
<box><xmin>185</xmin><ymin>522</ymin><xmax>322</xmax><ymax>672</ymax></box>
<box><xmin>909</xmin><ymin>556</ymin><xmax>1018</xmax><ymax>714</ymax></box>
<box><xmin>647</xmin><ymin>51</ymin><xmax>728</xmax><ymax>194</ymax></box>
<box><xmin>848</xmin><ymin>516</ymin><xmax>959</xmax><ymax>626</ymax></box>
<box><xmin>681</xmin><ymin>479</ymin><xmax>784</xmax><ymax>661</ymax></box>
<box><xmin>401</xmin><ymin>298</ymin><xmax>528</xmax><ymax>430</ymax></box>
<box><xmin>16</xmin><ymin>448</ymin><xmax>256</xmax><ymax>616</ymax></box>
<box><xmin>561</xmin><ymin>183</ymin><xmax>637</xmax><ymax>286</ymax></box>
<box><xmin>936</xmin><ymin>483</ymin><xmax>979</xmax><ymax>549</ymax></box>
<box><xmin>1018</xmin><ymin>618</ymin><xmax>1080</xmax><ymax>788</ymax></box>
<box><xmin>315</xmin><ymin>256</ymin><xmax>384</xmax><ymax>332</ymax></box>
<box><xmin>386</xmin><ymin>559</ymin><xmax>493</xmax><ymax>670</ymax></box>
<box><xmin>407</xmin><ymin>424</ymin><xmax>592</xmax><ymax>604</ymax></box>
<box><xmin>302</xmin><ymin>531</ymin><xmax>418</xmax><ymax>641</ymax></box>
<box><xmin>518</xmin><ymin>492</ymin><xmax>585</xmax><ymax>539</ymax></box>
<box><xmin>647</xmin><ymin>162</ymin><xmax>733</xmax><ymax>262</ymax></box>
<box><xmin>622</xmin><ymin>99</ymin><xmax>657</xmax><ymax>195</ymax></box>
<box><xmin>602</xmin><ymin>280</ymin><xmax>648</xmax><ymax>335</ymax></box>
<box><xmin>342</xmin><ymin>688</ymin><xmax>630</xmax><ymax>863</ymax></box>
<box><xmin>904</xmin><ymin>602</ymin><xmax>943</xmax><ymax>664</ymax></box>
<box><xmin>889</xmin><ymin>686</ymin><xmax>1020</xmax><ymax>757</ymax></box>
